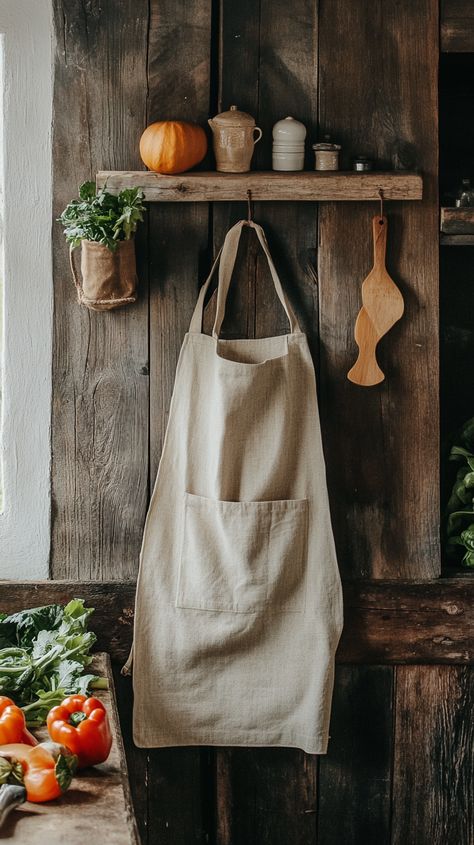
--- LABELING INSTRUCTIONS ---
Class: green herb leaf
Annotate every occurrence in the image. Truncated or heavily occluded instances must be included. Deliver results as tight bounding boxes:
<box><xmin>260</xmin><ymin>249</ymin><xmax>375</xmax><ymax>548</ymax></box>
<box><xmin>445</xmin><ymin>416</ymin><xmax>474</xmax><ymax>568</ymax></box>
<box><xmin>58</xmin><ymin>182</ymin><xmax>146</xmax><ymax>250</ymax></box>
<box><xmin>0</xmin><ymin>600</ymin><xmax>104</xmax><ymax>726</ymax></box>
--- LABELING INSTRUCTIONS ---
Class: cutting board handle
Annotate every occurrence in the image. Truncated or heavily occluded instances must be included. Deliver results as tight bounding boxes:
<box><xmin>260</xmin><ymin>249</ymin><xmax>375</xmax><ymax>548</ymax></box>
<box><xmin>373</xmin><ymin>215</ymin><xmax>387</xmax><ymax>268</ymax></box>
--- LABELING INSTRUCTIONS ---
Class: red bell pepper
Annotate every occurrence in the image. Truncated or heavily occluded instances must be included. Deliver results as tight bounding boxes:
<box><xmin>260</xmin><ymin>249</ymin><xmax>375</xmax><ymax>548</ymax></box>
<box><xmin>47</xmin><ymin>695</ymin><xmax>112</xmax><ymax>769</ymax></box>
<box><xmin>0</xmin><ymin>697</ymin><xmax>37</xmax><ymax>747</ymax></box>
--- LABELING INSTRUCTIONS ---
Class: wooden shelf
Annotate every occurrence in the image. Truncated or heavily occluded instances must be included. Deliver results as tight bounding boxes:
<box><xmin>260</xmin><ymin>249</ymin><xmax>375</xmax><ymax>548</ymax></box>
<box><xmin>440</xmin><ymin>233</ymin><xmax>474</xmax><ymax>245</ymax></box>
<box><xmin>441</xmin><ymin>0</ymin><xmax>474</xmax><ymax>52</ymax></box>
<box><xmin>441</xmin><ymin>206</ymin><xmax>474</xmax><ymax>234</ymax></box>
<box><xmin>96</xmin><ymin>170</ymin><xmax>423</xmax><ymax>202</ymax></box>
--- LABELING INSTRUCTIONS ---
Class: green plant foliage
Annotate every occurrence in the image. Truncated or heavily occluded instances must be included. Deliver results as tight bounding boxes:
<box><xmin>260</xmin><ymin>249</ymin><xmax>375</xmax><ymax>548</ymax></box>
<box><xmin>0</xmin><ymin>599</ymin><xmax>105</xmax><ymax>726</ymax></box>
<box><xmin>445</xmin><ymin>416</ymin><xmax>474</xmax><ymax>568</ymax></box>
<box><xmin>58</xmin><ymin>181</ymin><xmax>146</xmax><ymax>251</ymax></box>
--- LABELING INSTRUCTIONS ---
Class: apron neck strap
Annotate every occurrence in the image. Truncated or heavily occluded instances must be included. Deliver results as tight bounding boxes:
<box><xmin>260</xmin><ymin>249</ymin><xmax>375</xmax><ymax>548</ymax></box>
<box><xmin>189</xmin><ymin>220</ymin><xmax>301</xmax><ymax>336</ymax></box>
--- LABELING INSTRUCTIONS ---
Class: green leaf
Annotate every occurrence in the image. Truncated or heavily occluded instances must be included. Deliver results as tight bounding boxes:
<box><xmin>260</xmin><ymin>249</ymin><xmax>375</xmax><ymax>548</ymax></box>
<box><xmin>21</xmin><ymin>688</ymin><xmax>66</xmax><ymax>725</ymax></box>
<box><xmin>79</xmin><ymin>181</ymin><xmax>97</xmax><ymax>201</ymax></box>
<box><xmin>59</xmin><ymin>182</ymin><xmax>146</xmax><ymax>248</ymax></box>
<box><xmin>72</xmin><ymin>673</ymin><xmax>101</xmax><ymax>696</ymax></box>
<box><xmin>0</xmin><ymin>599</ymin><xmax>101</xmax><ymax>726</ymax></box>
<box><xmin>0</xmin><ymin>605</ymin><xmax>64</xmax><ymax>649</ymax></box>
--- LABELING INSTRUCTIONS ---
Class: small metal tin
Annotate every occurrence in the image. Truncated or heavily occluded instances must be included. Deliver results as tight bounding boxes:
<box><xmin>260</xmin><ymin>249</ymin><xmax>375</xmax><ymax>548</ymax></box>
<box><xmin>353</xmin><ymin>156</ymin><xmax>373</xmax><ymax>172</ymax></box>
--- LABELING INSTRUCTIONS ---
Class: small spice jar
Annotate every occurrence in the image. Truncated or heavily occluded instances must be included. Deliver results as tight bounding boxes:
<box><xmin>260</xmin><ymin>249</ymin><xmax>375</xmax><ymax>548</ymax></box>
<box><xmin>208</xmin><ymin>105</ymin><xmax>262</xmax><ymax>173</ymax></box>
<box><xmin>312</xmin><ymin>137</ymin><xmax>341</xmax><ymax>171</ymax></box>
<box><xmin>353</xmin><ymin>156</ymin><xmax>374</xmax><ymax>172</ymax></box>
<box><xmin>272</xmin><ymin>116</ymin><xmax>306</xmax><ymax>171</ymax></box>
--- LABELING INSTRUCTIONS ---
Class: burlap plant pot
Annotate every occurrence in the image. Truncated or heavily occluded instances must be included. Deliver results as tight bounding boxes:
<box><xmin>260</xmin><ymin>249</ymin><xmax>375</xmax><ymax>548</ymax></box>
<box><xmin>69</xmin><ymin>239</ymin><xmax>138</xmax><ymax>311</ymax></box>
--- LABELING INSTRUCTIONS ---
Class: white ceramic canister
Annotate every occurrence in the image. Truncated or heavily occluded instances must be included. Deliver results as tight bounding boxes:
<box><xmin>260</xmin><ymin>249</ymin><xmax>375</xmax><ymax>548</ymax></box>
<box><xmin>272</xmin><ymin>116</ymin><xmax>306</xmax><ymax>171</ymax></box>
<box><xmin>312</xmin><ymin>137</ymin><xmax>342</xmax><ymax>171</ymax></box>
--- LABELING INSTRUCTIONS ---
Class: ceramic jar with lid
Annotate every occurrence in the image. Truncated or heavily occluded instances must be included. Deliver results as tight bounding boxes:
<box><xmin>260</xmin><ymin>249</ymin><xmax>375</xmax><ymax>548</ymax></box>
<box><xmin>272</xmin><ymin>116</ymin><xmax>306</xmax><ymax>171</ymax></box>
<box><xmin>208</xmin><ymin>105</ymin><xmax>262</xmax><ymax>173</ymax></box>
<box><xmin>312</xmin><ymin>136</ymin><xmax>342</xmax><ymax>171</ymax></box>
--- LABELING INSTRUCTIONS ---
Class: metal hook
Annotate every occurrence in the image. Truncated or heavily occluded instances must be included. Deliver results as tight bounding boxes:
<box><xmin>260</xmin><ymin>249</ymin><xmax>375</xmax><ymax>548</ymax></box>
<box><xmin>247</xmin><ymin>189</ymin><xmax>253</xmax><ymax>223</ymax></box>
<box><xmin>378</xmin><ymin>187</ymin><xmax>384</xmax><ymax>223</ymax></box>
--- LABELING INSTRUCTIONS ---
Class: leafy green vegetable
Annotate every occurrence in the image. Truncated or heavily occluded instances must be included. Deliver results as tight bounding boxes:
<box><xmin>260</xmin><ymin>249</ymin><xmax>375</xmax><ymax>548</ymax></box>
<box><xmin>0</xmin><ymin>600</ymin><xmax>105</xmax><ymax>726</ymax></box>
<box><xmin>58</xmin><ymin>181</ymin><xmax>146</xmax><ymax>251</ymax></box>
<box><xmin>445</xmin><ymin>416</ymin><xmax>474</xmax><ymax>568</ymax></box>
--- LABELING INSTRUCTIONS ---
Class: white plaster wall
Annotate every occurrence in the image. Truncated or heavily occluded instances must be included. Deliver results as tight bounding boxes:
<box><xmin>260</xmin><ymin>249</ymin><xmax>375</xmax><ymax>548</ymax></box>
<box><xmin>0</xmin><ymin>1</ymin><xmax>53</xmax><ymax>578</ymax></box>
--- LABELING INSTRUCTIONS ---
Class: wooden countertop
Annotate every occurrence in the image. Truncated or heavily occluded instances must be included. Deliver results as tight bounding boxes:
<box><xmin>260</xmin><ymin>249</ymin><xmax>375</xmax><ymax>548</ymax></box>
<box><xmin>0</xmin><ymin>653</ymin><xmax>139</xmax><ymax>844</ymax></box>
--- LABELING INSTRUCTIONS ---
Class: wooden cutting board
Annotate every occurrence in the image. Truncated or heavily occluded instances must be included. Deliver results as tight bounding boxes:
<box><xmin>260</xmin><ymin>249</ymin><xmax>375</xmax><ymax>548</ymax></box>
<box><xmin>347</xmin><ymin>215</ymin><xmax>404</xmax><ymax>386</ymax></box>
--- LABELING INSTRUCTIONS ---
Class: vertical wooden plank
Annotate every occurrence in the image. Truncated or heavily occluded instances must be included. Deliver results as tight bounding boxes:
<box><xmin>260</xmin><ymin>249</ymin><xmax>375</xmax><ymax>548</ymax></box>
<box><xmin>216</xmin><ymin>749</ymin><xmax>318</xmax><ymax>845</ymax></box>
<box><xmin>214</xmin><ymin>4</ymin><xmax>320</xmax><ymax>844</ymax></box>
<box><xmin>255</xmin><ymin>0</ymin><xmax>319</xmax><ymax>347</ymax></box>
<box><xmin>209</xmin><ymin>0</ymin><xmax>263</xmax><ymax>340</ymax></box>
<box><xmin>51</xmin><ymin>1</ymin><xmax>150</xmax><ymax>580</ymax></box>
<box><xmin>147</xmin><ymin>0</ymin><xmax>214</xmax><ymax>474</ymax></box>
<box><xmin>146</xmin><ymin>2</ymin><xmax>213</xmax><ymax>843</ymax></box>
<box><xmin>147</xmin><ymin>748</ymin><xmax>208</xmax><ymax>845</ymax></box>
<box><xmin>392</xmin><ymin>666</ymin><xmax>474</xmax><ymax>845</ymax></box>
<box><xmin>440</xmin><ymin>246</ymin><xmax>474</xmax><ymax>556</ymax></box>
<box><xmin>318</xmin><ymin>666</ymin><xmax>393</xmax><ymax>845</ymax></box>
<box><xmin>318</xmin><ymin>0</ymin><xmax>439</xmax><ymax>579</ymax></box>
<box><xmin>113</xmin><ymin>666</ymin><xmax>149</xmax><ymax>845</ymax></box>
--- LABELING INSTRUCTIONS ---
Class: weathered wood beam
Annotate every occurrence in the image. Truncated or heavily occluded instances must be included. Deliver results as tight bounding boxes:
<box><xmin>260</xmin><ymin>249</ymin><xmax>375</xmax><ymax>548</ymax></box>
<box><xmin>96</xmin><ymin>171</ymin><xmax>423</xmax><ymax>202</ymax></box>
<box><xmin>441</xmin><ymin>0</ymin><xmax>474</xmax><ymax>51</ymax></box>
<box><xmin>1</xmin><ymin>579</ymin><xmax>472</xmax><ymax>665</ymax></box>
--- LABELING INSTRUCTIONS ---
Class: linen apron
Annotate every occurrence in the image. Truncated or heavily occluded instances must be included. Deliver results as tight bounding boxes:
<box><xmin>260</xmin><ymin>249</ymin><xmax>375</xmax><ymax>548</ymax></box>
<box><xmin>126</xmin><ymin>220</ymin><xmax>343</xmax><ymax>754</ymax></box>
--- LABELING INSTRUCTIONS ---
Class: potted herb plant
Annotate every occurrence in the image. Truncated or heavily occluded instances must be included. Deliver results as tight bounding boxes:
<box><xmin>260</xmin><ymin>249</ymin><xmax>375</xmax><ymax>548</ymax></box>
<box><xmin>59</xmin><ymin>181</ymin><xmax>146</xmax><ymax>311</ymax></box>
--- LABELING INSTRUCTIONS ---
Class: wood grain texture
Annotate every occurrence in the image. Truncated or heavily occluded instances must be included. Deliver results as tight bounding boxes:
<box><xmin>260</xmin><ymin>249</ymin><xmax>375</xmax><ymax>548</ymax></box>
<box><xmin>145</xmin><ymin>3</ymin><xmax>213</xmax><ymax>843</ymax></box>
<box><xmin>97</xmin><ymin>170</ymin><xmax>423</xmax><ymax>201</ymax></box>
<box><xmin>441</xmin><ymin>207</ymin><xmax>474</xmax><ymax>234</ymax></box>
<box><xmin>146</xmin><ymin>748</ymin><xmax>210</xmax><ymax>845</ymax></box>
<box><xmin>212</xmin><ymin>5</ymin><xmax>320</xmax><ymax>842</ymax></box>
<box><xmin>440</xmin><ymin>234</ymin><xmax>474</xmax><ymax>245</ymax></box>
<box><xmin>51</xmin><ymin>1</ymin><xmax>150</xmax><ymax>580</ymax></box>
<box><xmin>2</xmin><ymin>579</ymin><xmax>473</xmax><ymax>665</ymax></box>
<box><xmin>0</xmin><ymin>654</ymin><xmax>139</xmax><ymax>845</ymax></box>
<box><xmin>113</xmin><ymin>666</ymin><xmax>149</xmax><ymax>845</ymax></box>
<box><xmin>392</xmin><ymin>665</ymin><xmax>474</xmax><ymax>845</ymax></box>
<box><xmin>317</xmin><ymin>0</ymin><xmax>439</xmax><ymax>579</ymax></box>
<box><xmin>441</xmin><ymin>0</ymin><xmax>474</xmax><ymax>51</ymax></box>
<box><xmin>147</xmin><ymin>0</ymin><xmax>213</xmax><ymax>479</ymax></box>
<box><xmin>215</xmin><ymin>749</ymin><xmax>318</xmax><ymax>845</ymax></box>
<box><xmin>318</xmin><ymin>666</ymin><xmax>393</xmax><ymax>845</ymax></box>
<box><xmin>440</xmin><ymin>247</ymin><xmax>474</xmax><ymax>559</ymax></box>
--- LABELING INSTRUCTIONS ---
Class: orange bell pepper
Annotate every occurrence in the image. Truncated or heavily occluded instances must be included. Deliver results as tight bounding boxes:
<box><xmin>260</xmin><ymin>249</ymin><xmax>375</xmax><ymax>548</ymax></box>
<box><xmin>0</xmin><ymin>697</ymin><xmax>37</xmax><ymax>747</ymax></box>
<box><xmin>47</xmin><ymin>695</ymin><xmax>112</xmax><ymax>769</ymax></box>
<box><xmin>0</xmin><ymin>741</ymin><xmax>77</xmax><ymax>803</ymax></box>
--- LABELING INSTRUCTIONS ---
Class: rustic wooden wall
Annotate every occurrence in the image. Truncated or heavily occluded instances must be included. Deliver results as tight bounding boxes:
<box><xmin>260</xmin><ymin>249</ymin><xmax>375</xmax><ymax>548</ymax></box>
<box><xmin>52</xmin><ymin>0</ymin><xmax>439</xmax><ymax>585</ymax></box>
<box><xmin>50</xmin><ymin>1</ymin><xmax>472</xmax><ymax>844</ymax></box>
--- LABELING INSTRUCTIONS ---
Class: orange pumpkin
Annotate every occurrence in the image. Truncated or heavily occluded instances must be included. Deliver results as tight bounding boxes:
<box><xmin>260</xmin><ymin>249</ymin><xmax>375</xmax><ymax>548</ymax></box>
<box><xmin>139</xmin><ymin>121</ymin><xmax>207</xmax><ymax>174</ymax></box>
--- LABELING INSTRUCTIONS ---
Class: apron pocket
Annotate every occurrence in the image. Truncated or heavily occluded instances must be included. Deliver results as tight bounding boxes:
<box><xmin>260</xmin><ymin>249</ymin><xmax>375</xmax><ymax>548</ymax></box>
<box><xmin>176</xmin><ymin>492</ymin><xmax>308</xmax><ymax>613</ymax></box>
